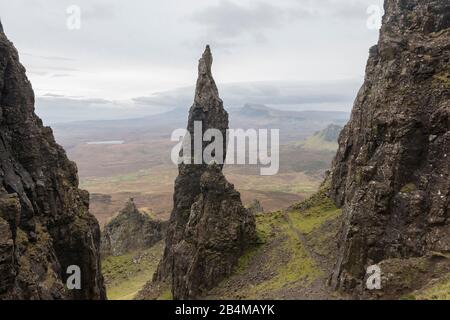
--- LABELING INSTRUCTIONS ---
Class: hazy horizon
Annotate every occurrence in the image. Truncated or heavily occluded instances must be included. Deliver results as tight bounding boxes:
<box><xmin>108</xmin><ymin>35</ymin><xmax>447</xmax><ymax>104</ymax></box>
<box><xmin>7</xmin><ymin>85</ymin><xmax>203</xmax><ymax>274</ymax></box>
<box><xmin>0</xmin><ymin>0</ymin><xmax>384</xmax><ymax>123</ymax></box>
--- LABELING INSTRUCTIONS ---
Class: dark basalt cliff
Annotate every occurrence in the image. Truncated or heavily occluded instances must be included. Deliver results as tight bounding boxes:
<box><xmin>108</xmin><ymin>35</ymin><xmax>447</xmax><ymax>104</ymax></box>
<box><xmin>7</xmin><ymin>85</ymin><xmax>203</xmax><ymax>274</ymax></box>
<box><xmin>101</xmin><ymin>199</ymin><xmax>167</xmax><ymax>256</ymax></box>
<box><xmin>330</xmin><ymin>0</ymin><xmax>449</xmax><ymax>295</ymax></box>
<box><xmin>153</xmin><ymin>46</ymin><xmax>256</xmax><ymax>300</ymax></box>
<box><xmin>0</xmin><ymin>25</ymin><xmax>105</xmax><ymax>299</ymax></box>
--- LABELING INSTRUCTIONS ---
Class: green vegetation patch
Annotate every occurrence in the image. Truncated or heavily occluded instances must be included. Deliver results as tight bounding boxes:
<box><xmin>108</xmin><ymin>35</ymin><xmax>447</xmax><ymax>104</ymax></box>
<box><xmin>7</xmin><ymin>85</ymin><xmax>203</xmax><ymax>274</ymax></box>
<box><xmin>288</xmin><ymin>183</ymin><xmax>342</xmax><ymax>234</ymax></box>
<box><xmin>230</xmin><ymin>211</ymin><xmax>322</xmax><ymax>298</ymax></box>
<box><xmin>102</xmin><ymin>241</ymin><xmax>164</xmax><ymax>300</ymax></box>
<box><xmin>412</xmin><ymin>273</ymin><xmax>450</xmax><ymax>300</ymax></box>
<box><xmin>156</xmin><ymin>288</ymin><xmax>173</xmax><ymax>300</ymax></box>
<box><xmin>433</xmin><ymin>67</ymin><xmax>450</xmax><ymax>87</ymax></box>
<box><xmin>288</xmin><ymin>208</ymin><xmax>341</xmax><ymax>235</ymax></box>
<box><xmin>255</xmin><ymin>211</ymin><xmax>284</xmax><ymax>243</ymax></box>
<box><xmin>400</xmin><ymin>183</ymin><xmax>417</xmax><ymax>193</ymax></box>
<box><xmin>300</xmin><ymin>134</ymin><xmax>338</xmax><ymax>152</ymax></box>
<box><xmin>249</xmin><ymin>217</ymin><xmax>321</xmax><ymax>296</ymax></box>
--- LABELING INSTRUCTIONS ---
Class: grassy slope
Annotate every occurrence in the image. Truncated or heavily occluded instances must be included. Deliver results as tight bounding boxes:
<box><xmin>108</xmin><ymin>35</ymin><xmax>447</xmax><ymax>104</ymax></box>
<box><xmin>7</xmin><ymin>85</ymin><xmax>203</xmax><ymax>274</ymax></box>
<box><xmin>102</xmin><ymin>241</ymin><xmax>164</xmax><ymax>300</ymax></box>
<box><xmin>412</xmin><ymin>274</ymin><xmax>450</xmax><ymax>300</ymax></box>
<box><xmin>298</xmin><ymin>135</ymin><xmax>338</xmax><ymax>152</ymax></box>
<box><xmin>206</xmin><ymin>183</ymin><xmax>343</xmax><ymax>299</ymax></box>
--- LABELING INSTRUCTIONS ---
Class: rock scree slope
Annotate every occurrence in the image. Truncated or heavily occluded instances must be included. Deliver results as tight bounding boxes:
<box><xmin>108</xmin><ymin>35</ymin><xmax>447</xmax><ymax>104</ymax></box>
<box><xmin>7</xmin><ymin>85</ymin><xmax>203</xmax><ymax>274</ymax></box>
<box><xmin>151</xmin><ymin>46</ymin><xmax>256</xmax><ymax>300</ymax></box>
<box><xmin>329</xmin><ymin>0</ymin><xmax>450</xmax><ymax>296</ymax></box>
<box><xmin>0</xmin><ymin>24</ymin><xmax>105</xmax><ymax>299</ymax></box>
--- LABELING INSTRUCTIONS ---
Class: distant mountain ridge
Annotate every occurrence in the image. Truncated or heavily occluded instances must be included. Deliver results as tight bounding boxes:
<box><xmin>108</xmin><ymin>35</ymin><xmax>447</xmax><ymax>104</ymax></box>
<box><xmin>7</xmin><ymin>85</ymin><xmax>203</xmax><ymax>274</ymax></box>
<box><xmin>314</xmin><ymin>124</ymin><xmax>342</xmax><ymax>142</ymax></box>
<box><xmin>297</xmin><ymin>124</ymin><xmax>343</xmax><ymax>152</ymax></box>
<box><xmin>52</xmin><ymin>104</ymin><xmax>349</xmax><ymax>149</ymax></box>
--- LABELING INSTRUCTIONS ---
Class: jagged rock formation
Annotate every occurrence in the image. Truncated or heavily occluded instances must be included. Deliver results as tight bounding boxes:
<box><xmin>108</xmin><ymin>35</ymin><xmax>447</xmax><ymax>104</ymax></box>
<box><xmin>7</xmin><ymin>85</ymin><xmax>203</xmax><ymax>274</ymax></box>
<box><xmin>0</xmin><ymin>25</ymin><xmax>105</xmax><ymax>299</ymax></box>
<box><xmin>101</xmin><ymin>199</ymin><xmax>167</xmax><ymax>256</ymax></box>
<box><xmin>153</xmin><ymin>46</ymin><xmax>256</xmax><ymax>299</ymax></box>
<box><xmin>329</xmin><ymin>0</ymin><xmax>449</xmax><ymax>295</ymax></box>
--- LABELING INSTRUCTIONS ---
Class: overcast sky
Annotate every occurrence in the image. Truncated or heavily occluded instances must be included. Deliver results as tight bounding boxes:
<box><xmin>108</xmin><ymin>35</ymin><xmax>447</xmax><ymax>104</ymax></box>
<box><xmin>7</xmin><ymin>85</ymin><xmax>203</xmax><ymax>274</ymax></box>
<box><xmin>0</xmin><ymin>0</ymin><xmax>384</xmax><ymax>123</ymax></box>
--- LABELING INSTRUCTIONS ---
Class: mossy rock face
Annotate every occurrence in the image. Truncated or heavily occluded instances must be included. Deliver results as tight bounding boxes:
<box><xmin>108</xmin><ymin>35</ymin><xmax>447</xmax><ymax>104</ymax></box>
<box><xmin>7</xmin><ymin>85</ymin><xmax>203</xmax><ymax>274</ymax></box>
<box><xmin>358</xmin><ymin>255</ymin><xmax>450</xmax><ymax>300</ymax></box>
<box><xmin>410</xmin><ymin>273</ymin><xmax>450</xmax><ymax>300</ymax></box>
<box><xmin>432</xmin><ymin>66</ymin><xmax>450</xmax><ymax>88</ymax></box>
<box><xmin>400</xmin><ymin>183</ymin><xmax>417</xmax><ymax>193</ymax></box>
<box><xmin>156</xmin><ymin>288</ymin><xmax>173</xmax><ymax>300</ymax></box>
<box><xmin>0</xmin><ymin>217</ymin><xmax>15</xmax><ymax>294</ymax></box>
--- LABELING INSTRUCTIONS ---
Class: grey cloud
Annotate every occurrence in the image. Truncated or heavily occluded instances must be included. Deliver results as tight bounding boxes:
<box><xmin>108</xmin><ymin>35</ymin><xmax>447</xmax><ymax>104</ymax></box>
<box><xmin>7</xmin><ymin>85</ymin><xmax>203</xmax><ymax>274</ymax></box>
<box><xmin>330</xmin><ymin>1</ymin><xmax>376</xmax><ymax>20</ymax></box>
<box><xmin>3</xmin><ymin>0</ymin><xmax>382</xmax><ymax>119</ymax></box>
<box><xmin>132</xmin><ymin>80</ymin><xmax>360</xmax><ymax>110</ymax></box>
<box><xmin>22</xmin><ymin>53</ymin><xmax>76</xmax><ymax>62</ymax></box>
<box><xmin>42</xmin><ymin>93</ymin><xmax>65</xmax><ymax>98</ymax></box>
<box><xmin>193</xmin><ymin>1</ymin><xmax>282</xmax><ymax>38</ymax></box>
<box><xmin>36</xmin><ymin>95</ymin><xmax>166</xmax><ymax>124</ymax></box>
<box><xmin>322</xmin><ymin>0</ymin><xmax>384</xmax><ymax>20</ymax></box>
<box><xmin>191</xmin><ymin>0</ymin><xmax>311</xmax><ymax>44</ymax></box>
<box><xmin>27</xmin><ymin>66</ymin><xmax>80</xmax><ymax>78</ymax></box>
<box><xmin>189</xmin><ymin>0</ymin><xmax>381</xmax><ymax>49</ymax></box>
<box><xmin>82</xmin><ymin>3</ymin><xmax>117</xmax><ymax>21</ymax></box>
<box><xmin>37</xmin><ymin>79</ymin><xmax>360</xmax><ymax>124</ymax></box>
<box><xmin>50</xmin><ymin>74</ymin><xmax>72</xmax><ymax>78</ymax></box>
<box><xmin>133</xmin><ymin>87</ymin><xmax>193</xmax><ymax>107</ymax></box>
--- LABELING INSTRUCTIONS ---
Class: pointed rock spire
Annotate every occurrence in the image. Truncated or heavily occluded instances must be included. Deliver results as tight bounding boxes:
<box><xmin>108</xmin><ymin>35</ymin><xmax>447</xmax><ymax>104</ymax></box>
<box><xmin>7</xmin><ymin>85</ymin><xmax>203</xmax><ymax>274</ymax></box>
<box><xmin>199</xmin><ymin>45</ymin><xmax>212</xmax><ymax>75</ymax></box>
<box><xmin>194</xmin><ymin>45</ymin><xmax>221</xmax><ymax>110</ymax></box>
<box><xmin>0</xmin><ymin>18</ymin><xmax>4</xmax><ymax>34</ymax></box>
<box><xmin>187</xmin><ymin>45</ymin><xmax>228</xmax><ymax>164</ymax></box>
<box><xmin>149</xmin><ymin>46</ymin><xmax>256</xmax><ymax>300</ymax></box>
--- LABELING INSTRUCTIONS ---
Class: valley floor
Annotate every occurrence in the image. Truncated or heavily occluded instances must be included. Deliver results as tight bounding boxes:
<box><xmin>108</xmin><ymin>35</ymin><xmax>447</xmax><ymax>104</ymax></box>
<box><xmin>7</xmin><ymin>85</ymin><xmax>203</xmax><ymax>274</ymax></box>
<box><xmin>102</xmin><ymin>185</ymin><xmax>450</xmax><ymax>300</ymax></box>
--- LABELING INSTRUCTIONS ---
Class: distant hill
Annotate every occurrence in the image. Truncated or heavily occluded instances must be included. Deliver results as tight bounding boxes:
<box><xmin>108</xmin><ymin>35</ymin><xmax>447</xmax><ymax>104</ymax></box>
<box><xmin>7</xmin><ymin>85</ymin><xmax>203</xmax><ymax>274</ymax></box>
<box><xmin>52</xmin><ymin>104</ymin><xmax>349</xmax><ymax>147</ymax></box>
<box><xmin>314</xmin><ymin>124</ymin><xmax>342</xmax><ymax>142</ymax></box>
<box><xmin>298</xmin><ymin>124</ymin><xmax>343</xmax><ymax>151</ymax></box>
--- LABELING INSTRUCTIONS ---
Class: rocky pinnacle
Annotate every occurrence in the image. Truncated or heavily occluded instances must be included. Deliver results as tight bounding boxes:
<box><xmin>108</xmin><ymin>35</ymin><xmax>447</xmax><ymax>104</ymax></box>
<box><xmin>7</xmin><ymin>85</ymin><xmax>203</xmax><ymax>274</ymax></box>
<box><xmin>153</xmin><ymin>46</ymin><xmax>256</xmax><ymax>299</ymax></box>
<box><xmin>100</xmin><ymin>199</ymin><xmax>167</xmax><ymax>257</ymax></box>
